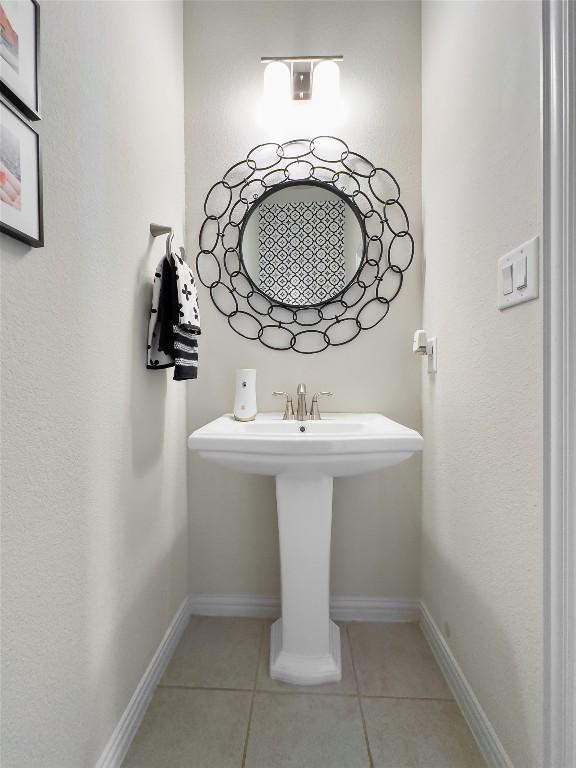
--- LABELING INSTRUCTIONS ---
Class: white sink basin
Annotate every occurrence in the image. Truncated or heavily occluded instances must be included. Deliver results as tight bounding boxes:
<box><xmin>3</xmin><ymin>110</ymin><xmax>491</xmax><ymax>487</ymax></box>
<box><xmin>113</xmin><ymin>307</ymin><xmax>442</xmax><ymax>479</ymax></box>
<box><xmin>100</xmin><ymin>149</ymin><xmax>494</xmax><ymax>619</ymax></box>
<box><xmin>188</xmin><ymin>412</ymin><xmax>423</xmax><ymax>686</ymax></box>
<box><xmin>188</xmin><ymin>412</ymin><xmax>422</xmax><ymax>477</ymax></box>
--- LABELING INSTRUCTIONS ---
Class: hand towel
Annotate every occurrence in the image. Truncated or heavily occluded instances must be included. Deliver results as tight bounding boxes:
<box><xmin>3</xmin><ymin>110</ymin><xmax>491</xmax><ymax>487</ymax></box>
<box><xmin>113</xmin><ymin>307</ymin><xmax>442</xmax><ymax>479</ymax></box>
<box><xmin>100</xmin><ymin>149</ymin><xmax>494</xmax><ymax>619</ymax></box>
<box><xmin>147</xmin><ymin>247</ymin><xmax>201</xmax><ymax>380</ymax></box>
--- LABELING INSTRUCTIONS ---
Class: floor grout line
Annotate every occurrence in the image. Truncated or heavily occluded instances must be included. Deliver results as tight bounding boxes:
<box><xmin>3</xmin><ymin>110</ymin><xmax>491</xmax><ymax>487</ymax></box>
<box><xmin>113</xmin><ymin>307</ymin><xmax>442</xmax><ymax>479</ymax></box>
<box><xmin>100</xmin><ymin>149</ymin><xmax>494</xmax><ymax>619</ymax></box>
<box><xmin>347</xmin><ymin>624</ymin><xmax>375</xmax><ymax>768</ymax></box>
<box><xmin>158</xmin><ymin>684</ymin><xmax>253</xmax><ymax>693</ymax></box>
<box><xmin>240</xmin><ymin>620</ymin><xmax>267</xmax><ymax>768</ymax></box>
<box><xmin>158</xmin><ymin>681</ymin><xmax>456</xmax><ymax>702</ymax></box>
<box><xmin>360</xmin><ymin>693</ymin><xmax>455</xmax><ymax>702</ymax></box>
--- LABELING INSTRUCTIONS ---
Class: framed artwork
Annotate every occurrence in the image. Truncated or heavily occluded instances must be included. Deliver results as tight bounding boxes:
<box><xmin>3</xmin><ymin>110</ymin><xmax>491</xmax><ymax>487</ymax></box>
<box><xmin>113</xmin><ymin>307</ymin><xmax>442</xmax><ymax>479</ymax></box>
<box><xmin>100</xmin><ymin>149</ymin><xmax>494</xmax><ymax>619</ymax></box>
<box><xmin>0</xmin><ymin>0</ymin><xmax>40</xmax><ymax>120</ymax></box>
<box><xmin>0</xmin><ymin>98</ymin><xmax>43</xmax><ymax>247</ymax></box>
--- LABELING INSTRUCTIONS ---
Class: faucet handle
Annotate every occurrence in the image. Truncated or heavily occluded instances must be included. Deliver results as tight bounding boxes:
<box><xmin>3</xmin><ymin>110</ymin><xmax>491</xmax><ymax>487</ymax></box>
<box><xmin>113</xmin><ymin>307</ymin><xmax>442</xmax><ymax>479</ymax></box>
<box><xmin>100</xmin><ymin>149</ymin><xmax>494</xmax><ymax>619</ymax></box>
<box><xmin>273</xmin><ymin>391</ymin><xmax>295</xmax><ymax>421</ymax></box>
<box><xmin>309</xmin><ymin>391</ymin><xmax>333</xmax><ymax>420</ymax></box>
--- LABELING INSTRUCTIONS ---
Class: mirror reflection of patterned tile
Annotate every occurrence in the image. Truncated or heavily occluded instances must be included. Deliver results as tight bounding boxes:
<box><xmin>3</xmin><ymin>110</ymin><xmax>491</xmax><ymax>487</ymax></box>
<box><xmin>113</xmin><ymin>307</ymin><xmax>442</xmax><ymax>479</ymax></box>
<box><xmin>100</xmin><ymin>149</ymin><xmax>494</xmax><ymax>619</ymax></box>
<box><xmin>240</xmin><ymin>182</ymin><xmax>365</xmax><ymax>309</ymax></box>
<box><xmin>258</xmin><ymin>200</ymin><xmax>346</xmax><ymax>305</ymax></box>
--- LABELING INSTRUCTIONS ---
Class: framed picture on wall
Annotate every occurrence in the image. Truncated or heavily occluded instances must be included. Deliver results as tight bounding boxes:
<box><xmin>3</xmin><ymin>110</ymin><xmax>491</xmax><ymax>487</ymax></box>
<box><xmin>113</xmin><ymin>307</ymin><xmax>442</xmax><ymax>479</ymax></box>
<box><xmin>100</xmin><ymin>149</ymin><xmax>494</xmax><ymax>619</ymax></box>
<box><xmin>0</xmin><ymin>0</ymin><xmax>40</xmax><ymax>120</ymax></box>
<box><xmin>0</xmin><ymin>98</ymin><xmax>43</xmax><ymax>247</ymax></box>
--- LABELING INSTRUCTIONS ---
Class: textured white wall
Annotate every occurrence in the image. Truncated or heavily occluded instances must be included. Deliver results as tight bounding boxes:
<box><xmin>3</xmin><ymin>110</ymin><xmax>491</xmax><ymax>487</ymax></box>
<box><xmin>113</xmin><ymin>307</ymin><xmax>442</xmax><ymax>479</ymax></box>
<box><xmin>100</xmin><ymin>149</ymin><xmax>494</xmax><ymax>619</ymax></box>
<box><xmin>183</xmin><ymin>1</ymin><xmax>422</xmax><ymax>598</ymax></box>
<box><xmin>421</xmin><ymin>2</ymin><xmax>542</xmax><ymax>765</ymax></box>
<box><xmin>0</xmin><ymin>2</ymin><xmax>187</xmax><ymax>766</ymax></box>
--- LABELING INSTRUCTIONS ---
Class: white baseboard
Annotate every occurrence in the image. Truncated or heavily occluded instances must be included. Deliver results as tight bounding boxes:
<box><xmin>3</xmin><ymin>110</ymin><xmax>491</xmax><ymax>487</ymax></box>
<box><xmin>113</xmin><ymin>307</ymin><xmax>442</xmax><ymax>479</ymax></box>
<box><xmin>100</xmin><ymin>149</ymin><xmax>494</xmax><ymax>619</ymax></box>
<box><xmin>331</xmin><ymin>595</ymin><xmax>419</xmax><ymax>622</ymax></box>
<box><xmin>188</xmin><ymin>592</ymin><xmax>280</xmax><ymax>618</ymax></box>
<box><xmin>94</xmin><ymin>596</ymin><xmax>191</xmax><ymax>768</ymax></box>
<box><xmin>187</xmin><ymin>592</ymin><xmax>420</xmax><ymax>622</ymax></box>
<box><xmin>420</xmin><ymin>602</ymin><xmax>513</xmax><ymax>768</ymax></box>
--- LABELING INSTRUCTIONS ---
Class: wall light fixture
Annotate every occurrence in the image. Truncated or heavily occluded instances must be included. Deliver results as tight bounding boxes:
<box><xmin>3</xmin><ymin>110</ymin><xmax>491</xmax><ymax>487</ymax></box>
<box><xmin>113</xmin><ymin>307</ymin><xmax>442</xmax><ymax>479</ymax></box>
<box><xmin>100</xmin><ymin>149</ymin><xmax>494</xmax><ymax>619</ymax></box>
<box><xmin>261</xmin><ymin>56</ymin><xmax>342</xmax><ymax>103</ymax></box>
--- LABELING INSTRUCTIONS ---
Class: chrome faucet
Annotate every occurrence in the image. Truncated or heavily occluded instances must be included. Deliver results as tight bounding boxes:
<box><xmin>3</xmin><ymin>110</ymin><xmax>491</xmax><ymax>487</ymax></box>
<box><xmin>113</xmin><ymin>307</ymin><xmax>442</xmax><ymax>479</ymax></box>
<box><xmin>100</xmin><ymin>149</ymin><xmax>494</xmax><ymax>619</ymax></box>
<box><xmin>296</xmin><ymin>382</ymin><xmax>308</xmax><ymax>421</ymax></box>
<box><xmin>274</xmin><ymin>384</ymin><xmax>333</xmax><ymax>421</ymax></box>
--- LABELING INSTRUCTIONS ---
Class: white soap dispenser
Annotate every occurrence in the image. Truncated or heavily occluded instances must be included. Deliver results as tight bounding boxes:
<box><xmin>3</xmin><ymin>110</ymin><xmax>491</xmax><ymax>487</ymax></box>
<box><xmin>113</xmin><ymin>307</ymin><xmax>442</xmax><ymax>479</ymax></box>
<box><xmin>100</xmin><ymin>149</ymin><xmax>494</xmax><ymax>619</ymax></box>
<box><xmin>233</xmin><ymin>369</ymin><xmax>257</xmax><ymax>422</ymax></box>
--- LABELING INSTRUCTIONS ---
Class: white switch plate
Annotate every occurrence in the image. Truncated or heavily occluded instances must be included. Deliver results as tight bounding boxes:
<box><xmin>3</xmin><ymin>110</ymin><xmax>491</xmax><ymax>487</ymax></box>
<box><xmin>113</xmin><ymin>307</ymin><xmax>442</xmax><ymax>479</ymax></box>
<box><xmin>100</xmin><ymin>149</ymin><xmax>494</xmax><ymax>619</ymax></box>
<box><xmin>497</xmin><ymin>236</ymin><xmax>539</xmax><ymax>310</ymax></box>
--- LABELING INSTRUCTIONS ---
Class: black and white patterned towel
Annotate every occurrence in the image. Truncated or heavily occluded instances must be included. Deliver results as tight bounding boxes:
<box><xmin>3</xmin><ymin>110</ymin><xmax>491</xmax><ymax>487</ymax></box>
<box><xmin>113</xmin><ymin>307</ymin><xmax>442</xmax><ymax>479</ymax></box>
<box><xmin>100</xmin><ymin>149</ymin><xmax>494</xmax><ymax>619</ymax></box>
<box><xmin>147</xmin><ymin>247</ymin><xmax>201</xmax><ymax>380</ymax></box>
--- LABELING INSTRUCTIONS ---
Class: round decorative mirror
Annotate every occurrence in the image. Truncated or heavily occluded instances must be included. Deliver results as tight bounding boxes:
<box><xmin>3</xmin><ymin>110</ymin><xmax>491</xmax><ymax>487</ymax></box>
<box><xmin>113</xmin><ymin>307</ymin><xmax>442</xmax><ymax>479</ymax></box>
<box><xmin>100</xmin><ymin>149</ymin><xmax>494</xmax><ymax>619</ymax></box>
<box><xmin>196</xmin><ymin>137</ymin><xmax>414</xmax><ymax>354</ymax></box>
<box><xmin>240</xmin><ymin>181</ymin><xmax>366</xmax><ymax>308</ymax></box>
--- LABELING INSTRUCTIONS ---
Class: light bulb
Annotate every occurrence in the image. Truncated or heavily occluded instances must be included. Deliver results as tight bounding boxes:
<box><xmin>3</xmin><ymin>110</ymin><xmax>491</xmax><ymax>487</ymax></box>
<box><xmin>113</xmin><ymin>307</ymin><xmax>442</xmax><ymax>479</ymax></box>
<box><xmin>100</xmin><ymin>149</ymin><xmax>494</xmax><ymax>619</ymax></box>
<box><xmin>312</xmin><ymin>60</ymin><xmax>340</xmax><ymax>104</ymax></box>
<box><xmin>263</xmin><ymin>62</ymin><xmax>291</xmax><ymax>105</ymax></box>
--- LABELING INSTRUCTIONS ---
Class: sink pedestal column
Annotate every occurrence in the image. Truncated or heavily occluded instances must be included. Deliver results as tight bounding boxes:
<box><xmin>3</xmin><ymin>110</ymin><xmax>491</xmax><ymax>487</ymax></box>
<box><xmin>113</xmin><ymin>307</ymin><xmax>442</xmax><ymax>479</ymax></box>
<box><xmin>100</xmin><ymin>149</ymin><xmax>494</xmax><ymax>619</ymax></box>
<box><xmin>270</xmin><ymin>471</ymin><xmax>341</xmax><ymax>685</ymax></box>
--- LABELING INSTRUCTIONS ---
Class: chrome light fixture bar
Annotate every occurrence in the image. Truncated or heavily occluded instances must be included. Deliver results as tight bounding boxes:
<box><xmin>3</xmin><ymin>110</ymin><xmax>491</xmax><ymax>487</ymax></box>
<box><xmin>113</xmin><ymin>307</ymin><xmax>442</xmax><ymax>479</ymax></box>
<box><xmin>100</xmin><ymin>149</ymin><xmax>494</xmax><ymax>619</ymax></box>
<box><xmin>261</xmin><ymin>56</ymin><xmax>343</xmax><ymax>101</ymax></box>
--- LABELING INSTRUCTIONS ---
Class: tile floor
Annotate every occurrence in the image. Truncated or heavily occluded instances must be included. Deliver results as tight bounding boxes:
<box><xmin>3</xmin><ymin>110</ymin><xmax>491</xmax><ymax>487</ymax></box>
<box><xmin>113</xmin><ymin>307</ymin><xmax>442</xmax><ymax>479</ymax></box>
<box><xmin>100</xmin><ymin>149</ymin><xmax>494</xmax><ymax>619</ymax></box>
<box><xmin>123</xmin><ymin>617</ymin><xmax>487</xmax><ymax>768</ymax></box>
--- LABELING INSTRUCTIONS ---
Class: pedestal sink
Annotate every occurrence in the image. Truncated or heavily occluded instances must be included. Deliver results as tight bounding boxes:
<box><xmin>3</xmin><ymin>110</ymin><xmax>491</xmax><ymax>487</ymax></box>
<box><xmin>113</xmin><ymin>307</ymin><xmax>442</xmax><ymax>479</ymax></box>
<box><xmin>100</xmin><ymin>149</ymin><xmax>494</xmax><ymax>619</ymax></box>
<box><xmin>188</xmin><ymin>412</ymin><xmax>423</xmax><ymax>685</ymax></box>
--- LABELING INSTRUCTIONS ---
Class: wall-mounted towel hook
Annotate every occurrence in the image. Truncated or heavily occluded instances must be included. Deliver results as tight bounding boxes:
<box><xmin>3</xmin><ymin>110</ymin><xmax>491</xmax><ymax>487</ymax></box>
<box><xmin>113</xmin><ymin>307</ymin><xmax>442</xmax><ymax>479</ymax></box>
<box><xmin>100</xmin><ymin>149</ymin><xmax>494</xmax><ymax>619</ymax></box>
<box><xmin>150</xmin><ymin>222</ymin><xmax>174</xmax><ymax>255</ymax></box>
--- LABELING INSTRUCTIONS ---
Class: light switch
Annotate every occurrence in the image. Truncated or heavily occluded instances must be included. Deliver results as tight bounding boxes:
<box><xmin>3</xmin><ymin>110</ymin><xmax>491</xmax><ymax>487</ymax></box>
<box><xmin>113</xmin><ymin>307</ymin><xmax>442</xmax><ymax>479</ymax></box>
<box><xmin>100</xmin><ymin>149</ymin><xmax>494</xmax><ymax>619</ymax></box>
<box><xmin>513</xmin><ymin>255</ymin><xmax>527</xmax><ymax>290</ymax></box>
<box><xmin>502</xmin><ymin>264</ymin><xmax>513</xmax><ymax>295</ymax></box>
<box><xmin>497</xmin><ymin>236</ymin><xmax>539</xmax><ymax>310</ymax></box>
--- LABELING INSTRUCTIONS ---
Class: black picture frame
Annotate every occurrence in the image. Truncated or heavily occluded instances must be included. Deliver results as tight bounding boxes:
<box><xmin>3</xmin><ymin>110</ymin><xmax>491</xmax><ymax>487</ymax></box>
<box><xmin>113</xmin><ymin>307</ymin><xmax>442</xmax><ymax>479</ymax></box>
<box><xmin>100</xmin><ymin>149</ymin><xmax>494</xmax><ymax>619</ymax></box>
<box><xmin>0</xmin><ymin>0</ymin><xmax>41</xmax><ymax>121</ymax></box>
<box><xmin>0</xmin><ymin>97</ymin><xmax>43</xmax><ymax>247</ymax></box>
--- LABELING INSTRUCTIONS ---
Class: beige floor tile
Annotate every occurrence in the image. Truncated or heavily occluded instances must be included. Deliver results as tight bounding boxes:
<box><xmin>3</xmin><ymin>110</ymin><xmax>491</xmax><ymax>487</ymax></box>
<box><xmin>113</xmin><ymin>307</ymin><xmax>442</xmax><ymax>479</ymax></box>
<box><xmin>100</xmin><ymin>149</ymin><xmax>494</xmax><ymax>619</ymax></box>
<box><xmin>256</xmin><ymin>621</ymin><xmax>358</xmax><ymax>695</ymax></box>
<box><xmin>161</xmin><ymin>616</ymin><xmax>264</xmax><ymax>689</ymax></box>
<box><xmin>363</xmin><ymin>698</ymin><xmax>486</xmax><ymax>767</ymax></box>
<box><xmin>245</xmin><ymin>692</ymin><xmax>370</xmax><ymax>768</ymax></box>
<box><xmin>348</xmin><ymin>622</ymin><xmax>453</xmax><ymax>699</ymax></box>
<box><xmin>122</xmin><ymin>688</ymin><xmax>251</xmax><ymax>768</ymax></box>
